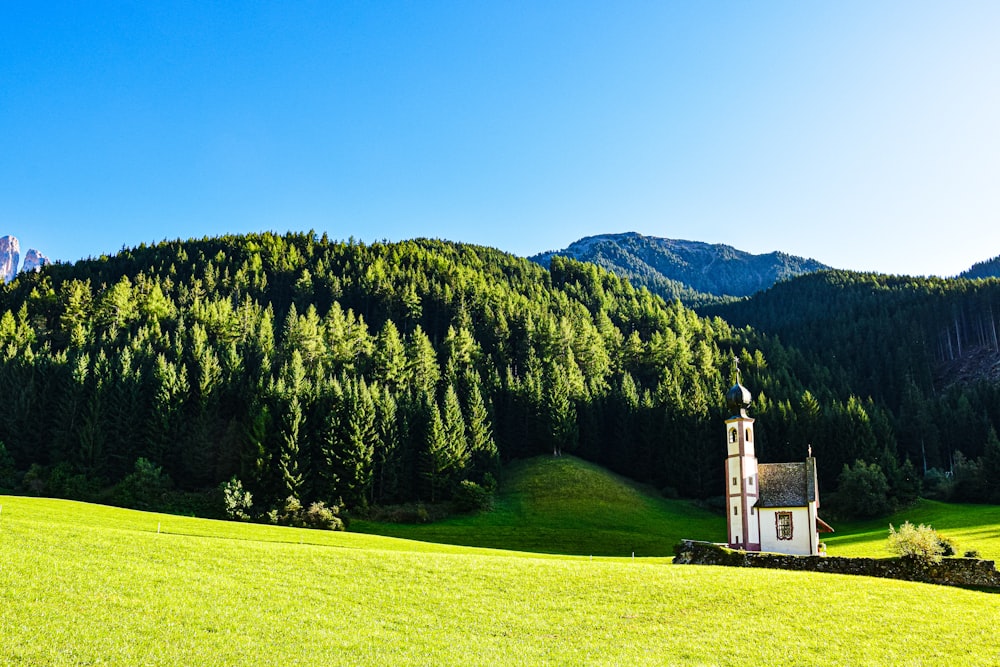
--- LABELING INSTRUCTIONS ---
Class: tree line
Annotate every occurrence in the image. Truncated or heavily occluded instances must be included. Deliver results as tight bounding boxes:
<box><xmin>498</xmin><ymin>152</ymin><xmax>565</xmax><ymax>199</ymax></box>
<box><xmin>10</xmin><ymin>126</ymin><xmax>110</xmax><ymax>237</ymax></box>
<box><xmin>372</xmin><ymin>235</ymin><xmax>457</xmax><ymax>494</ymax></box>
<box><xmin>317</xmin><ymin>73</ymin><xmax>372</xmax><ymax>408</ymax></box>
<box><xmin>1</xmin><ymin>233</ymin><xmax>997</xmax><ymax>519</ymax></box>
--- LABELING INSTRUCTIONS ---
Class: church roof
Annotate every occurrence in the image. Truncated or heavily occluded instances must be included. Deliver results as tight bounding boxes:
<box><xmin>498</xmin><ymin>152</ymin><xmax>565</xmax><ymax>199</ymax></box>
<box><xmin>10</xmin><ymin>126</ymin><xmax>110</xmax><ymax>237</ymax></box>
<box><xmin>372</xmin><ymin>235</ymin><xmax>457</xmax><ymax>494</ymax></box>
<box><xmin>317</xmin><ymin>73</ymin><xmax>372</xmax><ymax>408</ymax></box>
<box><xmin>757</xmin><ymin>458</ymin><xmax>818</xmax><ymax>508</ymax></box>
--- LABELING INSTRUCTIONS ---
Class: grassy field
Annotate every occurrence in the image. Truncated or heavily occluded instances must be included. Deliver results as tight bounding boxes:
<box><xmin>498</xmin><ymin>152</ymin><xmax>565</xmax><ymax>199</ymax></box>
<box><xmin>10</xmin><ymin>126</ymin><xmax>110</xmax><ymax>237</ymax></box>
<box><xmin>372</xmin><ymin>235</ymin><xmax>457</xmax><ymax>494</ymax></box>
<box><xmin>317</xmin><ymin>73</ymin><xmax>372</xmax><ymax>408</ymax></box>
<box><xmin>4</xmin><ymin>457</ymin><xmax>1000</xmax><ymax>665</ymax></box>
<box><xmin>824</xmin><ymin>499</ymin><xmax>1000</xmax><ymax>560</ymax></box>
<box><xmin>3</xmin><ymin>494</ymin><xmax>1000</xmax><ymax>666</ymax></box>
<box><xmin>352</xmin><ymin>455</ymin><xmax>724</xmax><ymax>556</ymax></box>
<box><xmin>355</xmin><ymin>455</ymin><xmax>1000</xmax><ymax>561</ymax></box>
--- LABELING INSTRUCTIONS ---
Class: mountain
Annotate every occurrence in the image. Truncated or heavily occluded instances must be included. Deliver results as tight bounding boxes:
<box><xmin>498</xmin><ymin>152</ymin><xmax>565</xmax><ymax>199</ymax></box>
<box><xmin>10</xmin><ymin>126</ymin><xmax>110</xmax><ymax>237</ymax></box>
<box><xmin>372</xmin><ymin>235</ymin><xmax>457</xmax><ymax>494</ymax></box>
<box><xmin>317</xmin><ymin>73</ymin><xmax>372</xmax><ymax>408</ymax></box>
<box><xmin>0</xmin><ymin>235</ymin><xmax>50</xmax><ymax>281</ymax></box>
<box><xmin>530</xmin><ymin>232</ymin><xmax>830</xmax><ymax>305</ymax></box>
<box><xmin>0</xmin><ymin>235</ymin><xmax>19</xmax><ymax>282</ymax></box>
<box><xmin>960</xmin><ymin>254</ymin><xmax>1000</xmax><ymax>280</ymax></box>
<box><xmin>22</xmin><ymin>248</ymin><xmax>51</xmax><ymax>273</ymax></box>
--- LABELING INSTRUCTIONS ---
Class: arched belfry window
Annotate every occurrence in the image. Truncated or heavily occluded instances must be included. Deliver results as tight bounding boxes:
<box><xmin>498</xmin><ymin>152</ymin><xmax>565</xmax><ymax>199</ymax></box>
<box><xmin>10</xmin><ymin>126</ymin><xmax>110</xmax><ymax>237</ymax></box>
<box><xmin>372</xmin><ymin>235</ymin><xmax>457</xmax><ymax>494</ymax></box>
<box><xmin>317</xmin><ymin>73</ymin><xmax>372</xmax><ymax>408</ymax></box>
<box><xmin>746</xmin><ymin>429</ymin><xmax>752</xmax><ymax>442</ymax></box>
<box><xmin>729</xmin><ymin>429</ymin><xmax>737</xmax><ymax>444</ymax></box>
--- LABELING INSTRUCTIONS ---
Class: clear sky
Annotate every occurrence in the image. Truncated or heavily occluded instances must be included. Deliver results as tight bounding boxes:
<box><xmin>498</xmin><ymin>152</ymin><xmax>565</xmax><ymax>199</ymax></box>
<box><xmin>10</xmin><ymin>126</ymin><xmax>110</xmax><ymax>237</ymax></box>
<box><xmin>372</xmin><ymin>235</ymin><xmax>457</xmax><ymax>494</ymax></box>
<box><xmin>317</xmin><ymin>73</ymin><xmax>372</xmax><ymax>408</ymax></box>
<box><xmin>3</xmin><ymin>2</ymin><xmax>999</xmax><ymax>276</ymax></box>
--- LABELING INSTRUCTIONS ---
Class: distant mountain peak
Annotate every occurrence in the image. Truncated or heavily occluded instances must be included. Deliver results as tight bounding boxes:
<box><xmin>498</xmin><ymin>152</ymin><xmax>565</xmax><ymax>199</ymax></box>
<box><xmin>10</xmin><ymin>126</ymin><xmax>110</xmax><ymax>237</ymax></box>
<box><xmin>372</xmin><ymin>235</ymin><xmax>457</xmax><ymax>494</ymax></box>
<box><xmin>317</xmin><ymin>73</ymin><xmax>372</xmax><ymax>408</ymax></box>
<box><xmin>960</xmin><ymin>253</ymin><xmax>1000</xmax><ymax>280</ymax></box>
<box><xmin>0</xmin><ymin>235</ymin><xmax>50</xmax><ymax>282</ymax></box>
<box><xmin>530</xmin><ymin>231</ymin><xmax>830</xmax><ymax>304</ymax></box>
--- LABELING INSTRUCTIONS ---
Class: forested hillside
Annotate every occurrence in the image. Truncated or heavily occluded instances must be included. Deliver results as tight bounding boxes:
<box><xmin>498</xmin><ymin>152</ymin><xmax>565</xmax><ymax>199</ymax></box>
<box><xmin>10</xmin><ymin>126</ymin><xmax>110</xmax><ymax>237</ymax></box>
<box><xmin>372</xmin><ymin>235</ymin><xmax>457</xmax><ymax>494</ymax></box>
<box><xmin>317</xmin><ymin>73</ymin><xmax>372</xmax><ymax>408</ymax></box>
<box><xmin>2</xmin><ymin>234</ymin><xmax>997</xmax><ymax>519</ymax></box>
<box><xmin>0</xmin><ymin>233</ymin><xmax>758</xmax><ymax>514</ymax></box>
<box><xmin>531</xmin><ymin>232</ymin><xmax>829</xmax><ymax>306</ymax></box>
<box><xmin>704</xmin><ymin>270</ymin><xmax>1000</xmax><ymax>505</ymax></box>
<box><xmin>961</xmin><ymin>254</ymin><xmax>1000</xmax><ymax>280</ymax></box>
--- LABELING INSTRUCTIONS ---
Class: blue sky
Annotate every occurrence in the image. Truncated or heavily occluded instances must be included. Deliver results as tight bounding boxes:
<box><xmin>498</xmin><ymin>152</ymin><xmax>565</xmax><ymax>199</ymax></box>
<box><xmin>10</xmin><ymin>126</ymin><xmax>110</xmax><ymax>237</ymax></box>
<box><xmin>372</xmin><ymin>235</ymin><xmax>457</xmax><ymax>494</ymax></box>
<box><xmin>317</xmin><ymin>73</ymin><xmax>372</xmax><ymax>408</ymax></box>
<box><xmin>2</xmin><ymin>2</ymin><xmax>998</xmax><ymax>276</ymax></box>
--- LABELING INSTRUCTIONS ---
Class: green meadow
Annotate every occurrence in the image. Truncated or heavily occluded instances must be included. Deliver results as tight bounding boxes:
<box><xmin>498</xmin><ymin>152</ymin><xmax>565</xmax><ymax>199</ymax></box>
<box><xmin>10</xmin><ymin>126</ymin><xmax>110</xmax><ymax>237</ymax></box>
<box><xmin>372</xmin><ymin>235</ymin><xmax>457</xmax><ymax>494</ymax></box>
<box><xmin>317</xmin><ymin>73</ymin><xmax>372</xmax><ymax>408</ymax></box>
<box><xmin>3</xmin><ymin>457</ymin><xmax>1000</xmax><ymax>666</ymax></box>
<box><xmin>353</xmin><ymin>455</ymin><xmax>724</xmax><ymax>557</ymax></box>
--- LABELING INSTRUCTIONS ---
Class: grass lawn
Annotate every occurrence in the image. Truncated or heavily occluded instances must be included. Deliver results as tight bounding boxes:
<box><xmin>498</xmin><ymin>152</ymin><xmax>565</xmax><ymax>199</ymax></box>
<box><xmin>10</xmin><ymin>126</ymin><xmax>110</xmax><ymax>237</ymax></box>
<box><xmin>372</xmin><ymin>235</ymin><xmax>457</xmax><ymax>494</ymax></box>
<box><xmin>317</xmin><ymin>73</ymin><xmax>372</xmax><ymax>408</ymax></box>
<box><xmin>3</xmin><ymin>494</ymin><xmax>1000</xmax><ymax>666</ymax></box>
<box><xmin>823</xmin><ymin>499</ymin><xmax>1000</xmax><ymax>560</ymax></box>
<box><xmin>352</xmin><ymin>455</ymin><xmax>725</xmax><ymax>557</ymax></box>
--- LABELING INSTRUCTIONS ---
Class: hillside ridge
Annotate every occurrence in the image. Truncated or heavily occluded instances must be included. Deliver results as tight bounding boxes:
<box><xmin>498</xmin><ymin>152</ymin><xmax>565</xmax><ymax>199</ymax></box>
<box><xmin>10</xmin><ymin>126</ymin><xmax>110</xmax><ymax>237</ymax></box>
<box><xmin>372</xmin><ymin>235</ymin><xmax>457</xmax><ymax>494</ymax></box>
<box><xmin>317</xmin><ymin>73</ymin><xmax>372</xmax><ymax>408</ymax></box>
<box><xmin>530</xmin><ymin>231</ymin><xmax>830</xmax><ymax>303</ymax></box>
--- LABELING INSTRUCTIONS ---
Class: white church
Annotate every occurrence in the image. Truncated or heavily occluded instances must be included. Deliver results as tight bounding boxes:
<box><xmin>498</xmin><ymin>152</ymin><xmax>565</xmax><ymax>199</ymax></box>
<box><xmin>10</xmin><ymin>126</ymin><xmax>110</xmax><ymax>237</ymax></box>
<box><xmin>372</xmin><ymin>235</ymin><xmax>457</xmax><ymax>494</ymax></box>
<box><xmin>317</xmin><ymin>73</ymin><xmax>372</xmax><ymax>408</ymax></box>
<box><xmin>723</xmin><ymin>363</ymin><xmax>833</xmax><ymax>556</ymax></box>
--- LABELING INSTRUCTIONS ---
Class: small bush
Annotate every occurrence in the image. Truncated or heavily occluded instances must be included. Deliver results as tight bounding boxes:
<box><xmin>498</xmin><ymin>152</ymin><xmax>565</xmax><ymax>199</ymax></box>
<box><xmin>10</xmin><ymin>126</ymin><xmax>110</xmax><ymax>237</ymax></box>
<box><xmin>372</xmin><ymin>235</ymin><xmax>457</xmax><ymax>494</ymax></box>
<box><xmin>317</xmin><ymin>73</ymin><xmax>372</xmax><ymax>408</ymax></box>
<box><xmin>268</xmin><ymin>496</ymin><xmax>345</xmax><ymax>530</ymax></box>
<box><xmin>887</xmin><ymin>521</ymin><xmax>946</xmax><ymax>562</ymax></box>
<box><xmin>111</xmin><ymin>458</ymin><xmax>172</xmax><ymax>510</ymax></box>
<box><xmin>365</xmin><ymin>501</ymin><xmax>456</xmax><ymax>523</ymax></box>
<box><xmin>965</xmin><ymin>549</ymin><xmax>982</xmax><ymax>559</ymax></box>
<box><xmin>304</xmin><ymin>501</ymin><xmax>345</xmax><ymax>531</ymax></box>
<box><xmin>936</xmin><ymin>534</ymin><xmax>958</xmax><ymax>558</ymax></box>
<box><xmin>46</xmin><ymin>462</ymin><xmax>101</xmax><ymax>502</ymax></box>
<box><xmin>454</xmin><ymin>480</ymin><xmax>493</xmax><ymax>513</ymax></box>
<box><xmin>220</xmin><ymin>477</ymin><xmax>253</xmax><ymax>521</ymax></box>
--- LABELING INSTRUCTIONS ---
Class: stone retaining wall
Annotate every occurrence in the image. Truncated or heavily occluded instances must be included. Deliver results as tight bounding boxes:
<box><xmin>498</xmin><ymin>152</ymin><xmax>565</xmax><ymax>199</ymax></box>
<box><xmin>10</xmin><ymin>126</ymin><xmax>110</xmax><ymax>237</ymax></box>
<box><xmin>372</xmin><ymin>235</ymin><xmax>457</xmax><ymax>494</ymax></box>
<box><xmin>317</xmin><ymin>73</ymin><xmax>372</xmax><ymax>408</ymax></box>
<box><xmin>673</xmin><ymin>540</ymin><xmax>1000</xmax><ymax>589</ymax></box>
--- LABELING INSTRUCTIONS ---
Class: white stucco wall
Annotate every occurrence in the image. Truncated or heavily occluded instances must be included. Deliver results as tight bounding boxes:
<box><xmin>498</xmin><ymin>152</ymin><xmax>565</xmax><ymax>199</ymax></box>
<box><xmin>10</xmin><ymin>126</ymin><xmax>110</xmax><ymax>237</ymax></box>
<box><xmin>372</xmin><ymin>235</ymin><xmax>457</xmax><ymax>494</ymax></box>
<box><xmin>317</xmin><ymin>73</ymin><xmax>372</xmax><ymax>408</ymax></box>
<box><xmin>758</xmin><ymin>507</ymin><xmax>815</xmax><ymax>555</ymax></box>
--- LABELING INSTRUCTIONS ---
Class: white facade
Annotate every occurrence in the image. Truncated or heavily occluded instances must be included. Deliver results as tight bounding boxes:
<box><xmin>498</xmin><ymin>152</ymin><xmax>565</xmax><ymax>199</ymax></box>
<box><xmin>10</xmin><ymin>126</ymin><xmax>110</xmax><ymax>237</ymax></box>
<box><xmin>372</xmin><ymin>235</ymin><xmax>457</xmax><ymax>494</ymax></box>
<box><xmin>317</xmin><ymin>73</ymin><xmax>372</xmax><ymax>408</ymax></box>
<box><xmin>758</xmin><ymin>507</ymin><xmax>819</xmax><ymax>556</ymax></box>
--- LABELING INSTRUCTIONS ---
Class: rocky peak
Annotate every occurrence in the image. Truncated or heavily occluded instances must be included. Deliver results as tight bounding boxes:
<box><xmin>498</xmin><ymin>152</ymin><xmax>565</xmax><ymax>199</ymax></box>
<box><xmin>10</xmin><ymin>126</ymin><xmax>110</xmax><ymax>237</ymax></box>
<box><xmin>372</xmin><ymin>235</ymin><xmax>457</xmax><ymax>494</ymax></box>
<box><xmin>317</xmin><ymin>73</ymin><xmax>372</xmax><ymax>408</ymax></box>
<box><xmin>0</xmin><ymin>235</ymin><xmax>50</xmax><ymax>282</ymax></box>
<box><xmin>0</xmin><ymin>235</ymin><xmax>20</xmax><ymax>283</ymax></box>
<box><xmin>22</xmin><ymin>248</ymin><xmax>51</xmax><ymax>273</ymax></box>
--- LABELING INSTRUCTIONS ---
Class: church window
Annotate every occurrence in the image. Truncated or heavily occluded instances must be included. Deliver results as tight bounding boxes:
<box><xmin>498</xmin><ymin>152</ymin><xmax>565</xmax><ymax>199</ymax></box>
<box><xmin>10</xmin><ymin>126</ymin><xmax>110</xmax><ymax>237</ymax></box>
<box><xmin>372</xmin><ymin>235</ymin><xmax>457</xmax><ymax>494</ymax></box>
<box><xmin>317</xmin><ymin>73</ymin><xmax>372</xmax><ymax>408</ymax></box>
<box><xmin>750</xmin><ymin>507</ymin><xmax>756</xmax><ymax>516</ymax></box>
<box><xmin>776</xmin><ymin>512</ymin><xmax>793</xmax><ymax>540</ymax></box>
<box><xmin>733</xmin><ymin>506</ymin><xmax>738</xmax><ymax>516</ymax></box>
<box><xmin>746</xmin><ymin>429</ymin><xmax>752</xmax><ymax>442</ymax></box>
<box><xmin>748</xmin><ymin>476</ymin><xmax>754</xmax><ymax>487</ymax></box>
<box><xmin>729</xmin><ymin>429</ymin><xmax>737</xmax><ymax>443</ymax></box>
<box><xmin>732</xmin><ymin>477</ymin><xmax>738</xmax><ymax>487</ymax></box>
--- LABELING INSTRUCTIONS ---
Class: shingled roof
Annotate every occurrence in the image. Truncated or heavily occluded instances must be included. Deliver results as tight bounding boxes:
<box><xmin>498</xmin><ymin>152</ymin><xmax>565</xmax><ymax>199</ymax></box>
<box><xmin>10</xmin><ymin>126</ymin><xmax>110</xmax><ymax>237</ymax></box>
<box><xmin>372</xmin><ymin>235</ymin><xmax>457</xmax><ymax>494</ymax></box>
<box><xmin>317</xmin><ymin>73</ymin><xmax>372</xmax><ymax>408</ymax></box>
<box><xmin>757</xmin><ymin>458</ymin><xmax>818</xmax><ymax>508</ymax></box>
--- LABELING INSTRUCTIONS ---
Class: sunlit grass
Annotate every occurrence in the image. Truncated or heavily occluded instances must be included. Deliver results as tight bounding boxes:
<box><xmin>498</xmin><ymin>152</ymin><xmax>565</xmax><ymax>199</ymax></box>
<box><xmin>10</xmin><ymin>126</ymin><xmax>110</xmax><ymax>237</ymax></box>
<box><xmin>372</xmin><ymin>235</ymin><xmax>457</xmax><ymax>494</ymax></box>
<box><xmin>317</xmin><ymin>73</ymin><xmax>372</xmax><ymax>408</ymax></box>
<box><xmin>3</xmin><ymin>494</ymin><xmax>1000</xmax><ymax>666</ymax></box>
<box><xmin>823</xmin><ymin>499</ymin><xmax>1000</xmax><ymax>560</ymax></box>
<box><xmin>353</xmin><ymin>455</ymin><xmax>725</xmax><ymax>556</ymax></box>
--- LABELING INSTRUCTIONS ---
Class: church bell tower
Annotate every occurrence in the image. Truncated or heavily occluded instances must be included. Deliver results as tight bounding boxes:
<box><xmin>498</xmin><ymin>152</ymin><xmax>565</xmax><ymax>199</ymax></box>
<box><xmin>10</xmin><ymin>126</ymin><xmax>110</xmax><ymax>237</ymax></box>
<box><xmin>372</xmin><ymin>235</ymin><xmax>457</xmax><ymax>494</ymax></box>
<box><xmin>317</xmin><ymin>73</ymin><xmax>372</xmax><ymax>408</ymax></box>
<box><xmin>725</xmin><ymin>358</ymin><xmax>760</xmax><ymax>551</ymax></box>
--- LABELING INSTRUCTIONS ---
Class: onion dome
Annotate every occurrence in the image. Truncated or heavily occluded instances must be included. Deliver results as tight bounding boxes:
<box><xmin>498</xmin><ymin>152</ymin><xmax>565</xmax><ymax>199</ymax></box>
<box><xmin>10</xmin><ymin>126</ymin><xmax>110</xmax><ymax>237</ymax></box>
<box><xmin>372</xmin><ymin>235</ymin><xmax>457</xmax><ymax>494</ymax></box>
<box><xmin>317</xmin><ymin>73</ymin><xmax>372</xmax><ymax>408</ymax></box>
<box><xmin>725</xmin><ymin>355</ymin><xmax>752</xmax><ymax>417</ymax></box>
<box><xmin>726</xmin><ymin>381</ymin><xmax>752</xmax><ymax>417</ymax></box>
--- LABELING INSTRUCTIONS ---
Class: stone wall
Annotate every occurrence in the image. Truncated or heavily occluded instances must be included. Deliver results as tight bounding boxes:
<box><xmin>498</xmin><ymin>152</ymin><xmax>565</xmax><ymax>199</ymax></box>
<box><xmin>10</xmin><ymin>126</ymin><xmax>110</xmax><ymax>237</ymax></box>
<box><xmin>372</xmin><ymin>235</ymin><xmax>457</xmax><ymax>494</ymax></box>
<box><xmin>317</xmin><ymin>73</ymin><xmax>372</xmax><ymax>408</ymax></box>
<box><xmin>673</xmin><ymin>540</ymin><xmax>1000</xmax><ymax>589</ymax></box>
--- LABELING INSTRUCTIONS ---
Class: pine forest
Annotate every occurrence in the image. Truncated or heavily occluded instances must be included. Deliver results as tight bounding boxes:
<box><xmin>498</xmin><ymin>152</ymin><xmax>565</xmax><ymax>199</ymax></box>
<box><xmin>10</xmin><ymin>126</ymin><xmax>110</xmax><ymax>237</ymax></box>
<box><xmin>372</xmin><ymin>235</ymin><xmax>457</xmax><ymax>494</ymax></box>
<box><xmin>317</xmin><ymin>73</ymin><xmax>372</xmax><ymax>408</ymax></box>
<box><xmin>2</xmin><ymin>232</ymin><xmax>1000</xmax><ymax>521</ymax></box>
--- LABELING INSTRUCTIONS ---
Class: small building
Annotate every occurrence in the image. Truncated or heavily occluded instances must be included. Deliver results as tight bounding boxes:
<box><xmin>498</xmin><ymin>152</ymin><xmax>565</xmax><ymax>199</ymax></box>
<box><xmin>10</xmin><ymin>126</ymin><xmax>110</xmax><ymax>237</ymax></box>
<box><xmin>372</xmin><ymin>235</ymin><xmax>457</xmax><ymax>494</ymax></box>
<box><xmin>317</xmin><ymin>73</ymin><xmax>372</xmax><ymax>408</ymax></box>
<box><xmin>723</xmin><ymin>362</ymin><xmax>833</xmax><ymax>556</ymax></box>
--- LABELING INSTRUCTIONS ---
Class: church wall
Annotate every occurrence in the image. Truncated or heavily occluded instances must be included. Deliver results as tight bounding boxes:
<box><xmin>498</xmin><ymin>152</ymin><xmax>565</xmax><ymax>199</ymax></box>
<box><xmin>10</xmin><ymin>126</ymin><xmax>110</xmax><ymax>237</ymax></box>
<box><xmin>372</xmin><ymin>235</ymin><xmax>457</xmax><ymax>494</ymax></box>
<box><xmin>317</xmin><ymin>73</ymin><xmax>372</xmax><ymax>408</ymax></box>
<box><xmin>759</xmin><ymin>507</ymin><xmax>814</xmax><ymax>555</ymax></box>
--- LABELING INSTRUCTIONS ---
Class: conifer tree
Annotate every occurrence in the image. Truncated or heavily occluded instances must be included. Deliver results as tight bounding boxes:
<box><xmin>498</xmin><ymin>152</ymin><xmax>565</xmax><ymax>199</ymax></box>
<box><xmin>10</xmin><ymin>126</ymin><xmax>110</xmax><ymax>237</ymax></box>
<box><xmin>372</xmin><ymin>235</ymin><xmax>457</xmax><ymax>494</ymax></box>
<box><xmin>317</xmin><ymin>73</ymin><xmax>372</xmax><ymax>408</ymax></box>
<box><xmin>464</xmin><ymin>378</ymin><xmax>498</xmax><ymax>480</ymax></box>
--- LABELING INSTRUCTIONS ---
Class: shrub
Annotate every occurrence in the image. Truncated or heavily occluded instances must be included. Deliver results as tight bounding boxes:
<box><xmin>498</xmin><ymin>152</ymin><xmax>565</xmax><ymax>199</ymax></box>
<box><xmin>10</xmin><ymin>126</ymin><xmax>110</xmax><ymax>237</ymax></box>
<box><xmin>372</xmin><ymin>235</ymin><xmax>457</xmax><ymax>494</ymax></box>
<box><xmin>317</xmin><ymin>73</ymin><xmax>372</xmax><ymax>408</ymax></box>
<box><xmin>268</xmin><ymin>496</ymin><xmax>345</xmax><ymax>530</ymax></box>
<box><xmin>887</xmin><ymin>521</ymin><xmax>946</xmax><ymax>562</ymax></box>
<box><xmin>112</xmin><ymin>458</ymin><xmax>172</xmax><ymax>510</ymax></box>
<box><xmin>220</xmin><ymin>477</ymin><xmax>253</xmax><ymax>521</ymax></box>
<box><xmin>368</xmin><ymin>502</ymin><xmax>437</xmax><ymax>523</ymax></box>
<box><xmin>454</xmin><ymin>480</ymin><xmax>493</xmax><ymax>513</ymax></box>
<box><xmin>46</xmin><ymin>462</ymin><xmax>100</xmax><ymax>502</ymax></box>
<box><xmin>936</xmin><ymin>534</ymin><xmax>958</xmax><ymax>558</ymax></box>
<box><xmin>304</xmin><ymin>501</ymin><xmax>345</xmax><ymax>531</ymax></box>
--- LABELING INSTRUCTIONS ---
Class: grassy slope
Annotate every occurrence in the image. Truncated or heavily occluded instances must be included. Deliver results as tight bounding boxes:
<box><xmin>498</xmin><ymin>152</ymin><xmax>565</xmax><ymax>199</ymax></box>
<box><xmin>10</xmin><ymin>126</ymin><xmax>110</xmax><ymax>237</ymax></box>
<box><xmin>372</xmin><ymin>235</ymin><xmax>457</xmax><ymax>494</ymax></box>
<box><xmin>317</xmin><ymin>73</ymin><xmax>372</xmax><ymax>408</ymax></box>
<box><xmin>352</xmin><ymin>455</ymin><xmax>725</xmax><ymax>557</ymax></box>
<box><xmin>356</xmin><ymin>455</ymin><xmax>1000</xmax><ymax>561</ymax></box>
<box><xmin>3</xmin><ymin>495</ymin><xmax>1000</xmax><ymax>666</ymax></box>
<box><xmin>824</xmin><ymin>499</ymin><xmax>1000</xmax><ymax>560</ymax></box>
